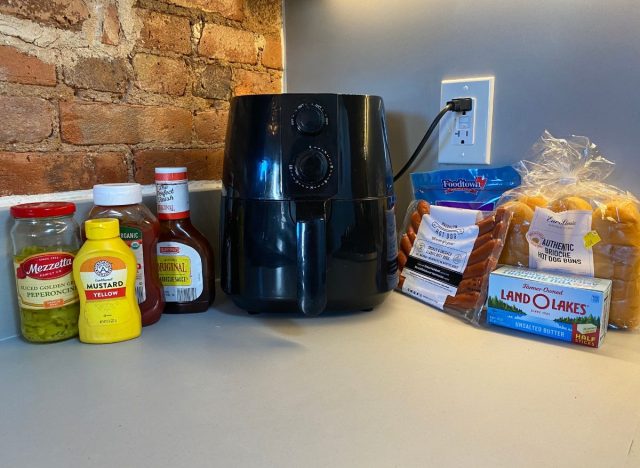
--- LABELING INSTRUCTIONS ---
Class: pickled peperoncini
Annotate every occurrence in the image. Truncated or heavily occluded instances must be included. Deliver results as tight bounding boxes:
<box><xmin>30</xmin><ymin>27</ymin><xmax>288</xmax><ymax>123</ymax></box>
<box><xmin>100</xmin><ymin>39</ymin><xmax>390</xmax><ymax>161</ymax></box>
<box><xmin>14</xmin><ymin>246</ymin><xmax>80</xmax><ymax>342</ymax></box>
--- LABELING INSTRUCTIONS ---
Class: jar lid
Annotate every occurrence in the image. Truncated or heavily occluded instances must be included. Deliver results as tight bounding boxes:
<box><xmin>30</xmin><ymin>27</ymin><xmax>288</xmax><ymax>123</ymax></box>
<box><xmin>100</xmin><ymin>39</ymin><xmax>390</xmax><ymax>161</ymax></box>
<box><xmin>93</xmin><ymin>183</ymin><xmax>142</xmax><ymax>206</ymax></box>
<box><xmin>10</xmin><ymin>202</ymin><xmax>76</xmax><ymax>219</ymax></box>
<box><xmin>85</xmin><ymin>218</ymin><xmax>120</xmax><ymax>240</ymax></box>
<box><xmin>155</xmin><ymin>167</ymin><xmax>188</xmax><ymax>182</ymax></box>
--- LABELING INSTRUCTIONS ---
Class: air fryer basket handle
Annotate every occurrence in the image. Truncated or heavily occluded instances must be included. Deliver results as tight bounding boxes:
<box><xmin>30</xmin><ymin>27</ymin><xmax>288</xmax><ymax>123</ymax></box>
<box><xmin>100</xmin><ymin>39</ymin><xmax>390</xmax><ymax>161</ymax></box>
<box><xmin>296</xmin><ymin>213</ymin><xmax>327</xmax><ymax>316</ymax></box>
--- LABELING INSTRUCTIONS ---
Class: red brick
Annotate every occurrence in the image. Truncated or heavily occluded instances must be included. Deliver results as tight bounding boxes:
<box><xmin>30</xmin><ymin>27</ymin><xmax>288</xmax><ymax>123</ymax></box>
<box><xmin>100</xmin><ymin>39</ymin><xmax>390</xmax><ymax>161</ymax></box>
<box><xmin>245</xmin><ymin>0</ymin><xmax>281</xmax><ymax>33</ymax></box>
<box><xmin>0</xmin><ymin>151</ymin><xmax>128</xmax><ymax>196</ymax></box>
<box><xmin>0</xmin><ymin>0</ymin><xmax>90</xmax><ymax>31</ymax></box>
<box><xmin>162</xmin><ymin>0</ymin><xmax>243</xmax><ymax>20</ymax></box>
<box><xmin>193</xmin><ymin>63</ymin><xmax>231</xmax><ymax>99</ymax></box>
<box><xmin>133</xmin><ymin>148</ymin><xmax>223</xmax><ymax>184</ymax></box>
<box><xmin>102</xmin><ymin>2</ymin><xmax>120</xmax><ymax>45</ymax></box>
<box><xmin>262</xmin><ymin>32</ymin><xmax>282</xmax><ymax>70</ymax></box>
<box><xmin>0</xmin><ymin>46</ymin><xmax>56</xmax><ymax>86</ymax></box>
<box><xmin>194</xmin><ymin>108</ymin><xmax>228</xmax><ymax>144</ymax></box>
<box><xmin>136</xmin><ymin>9</ymin><xmax>192</xmax><ymax>55</ymax></box>
<box><xmin>63</xmin><ymin>57</ymin><xmax>129</xmax><ymax>93</ymax></box>
<box><xmin>133</xmin><ymin>54</ymin><xmax>189</xmax><ymax>96</ymax></box>
<box><xmin>0</xmin><ymin>96</ymin><xmax>53</xmax><ymax>143</ymax></box>
<box><xmin>198</xmin><ymin>23</ymin><xmax>257</xmax><ymax>64</ymax></box>
<box><xmin>60</xmin><ymin>101</ymin><xmax>192</xmax><ymax>145</ymax></box>
<box><xmin>233</xmin><ymin>69</ymin><xmax>281</xmax><ymax>96</ymax></box>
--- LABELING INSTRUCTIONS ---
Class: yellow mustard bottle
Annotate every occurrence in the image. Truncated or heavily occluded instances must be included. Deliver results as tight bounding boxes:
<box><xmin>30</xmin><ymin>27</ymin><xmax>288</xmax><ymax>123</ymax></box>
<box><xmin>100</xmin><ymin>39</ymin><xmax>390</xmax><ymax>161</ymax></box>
<box><xmin>73</xmin><ymin>218</ymin><xmax>142</xmax><ymax>344</ymax></box>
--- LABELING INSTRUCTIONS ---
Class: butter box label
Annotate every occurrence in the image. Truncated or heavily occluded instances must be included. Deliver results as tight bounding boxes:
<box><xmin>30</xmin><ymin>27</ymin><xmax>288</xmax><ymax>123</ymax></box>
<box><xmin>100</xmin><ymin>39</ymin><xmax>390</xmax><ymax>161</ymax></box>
<box><xmin>487</xmin><ymin>266</ymin><xmax>612</xmax><ymax>348</ymax></box>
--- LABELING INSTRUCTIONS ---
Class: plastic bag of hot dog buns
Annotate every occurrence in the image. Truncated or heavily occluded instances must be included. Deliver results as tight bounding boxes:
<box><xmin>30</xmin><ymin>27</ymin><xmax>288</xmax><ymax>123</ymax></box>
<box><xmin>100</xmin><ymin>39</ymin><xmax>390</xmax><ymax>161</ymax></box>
<box><xmin>497</xmin><ymin>131</ymin><xmax>640</xmax><ymax>329</ymax></box>
<box><xmin>397</xmin><ymin>199</ymin><xmax>513</xmax><ymax>325</ymax></box>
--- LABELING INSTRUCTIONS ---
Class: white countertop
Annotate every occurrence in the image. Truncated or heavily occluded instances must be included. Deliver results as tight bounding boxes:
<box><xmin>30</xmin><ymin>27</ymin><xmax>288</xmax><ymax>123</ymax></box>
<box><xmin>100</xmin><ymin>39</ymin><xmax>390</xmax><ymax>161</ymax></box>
<box><xmin>1</xmin><ymin>291</ymin><xmax>640</xmax><ymax>467</ymax></box>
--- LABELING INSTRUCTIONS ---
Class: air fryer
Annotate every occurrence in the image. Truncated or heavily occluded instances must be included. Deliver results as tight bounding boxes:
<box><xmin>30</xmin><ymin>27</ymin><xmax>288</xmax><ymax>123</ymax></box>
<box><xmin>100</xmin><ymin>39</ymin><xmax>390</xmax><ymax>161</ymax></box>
<box><xmin>220</xmin><ymin>93</ymin><xmax>398</xmax><ymax>315</ymax></box>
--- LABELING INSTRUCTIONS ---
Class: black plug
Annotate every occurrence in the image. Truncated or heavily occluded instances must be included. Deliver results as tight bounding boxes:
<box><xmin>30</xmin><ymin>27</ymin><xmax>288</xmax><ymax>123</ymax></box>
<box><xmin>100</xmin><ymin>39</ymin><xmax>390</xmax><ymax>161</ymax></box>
<box><xmin>446</xmin><ymin>98</ymin><xmax>473</xmax><ymax>112</ymax></box>
<box><xmin>393</xmin><ymin>97</ymin><xmax>474</xmax><ymax>182</ymax></box>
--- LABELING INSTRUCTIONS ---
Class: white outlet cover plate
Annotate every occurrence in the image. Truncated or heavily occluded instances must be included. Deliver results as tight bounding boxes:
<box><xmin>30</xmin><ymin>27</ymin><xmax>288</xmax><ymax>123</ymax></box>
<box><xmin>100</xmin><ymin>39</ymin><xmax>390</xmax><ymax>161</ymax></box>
<box><xmin>438</xmin><ymin>76</ymin><xmax>494</xmax><ymax>165</ymax></box>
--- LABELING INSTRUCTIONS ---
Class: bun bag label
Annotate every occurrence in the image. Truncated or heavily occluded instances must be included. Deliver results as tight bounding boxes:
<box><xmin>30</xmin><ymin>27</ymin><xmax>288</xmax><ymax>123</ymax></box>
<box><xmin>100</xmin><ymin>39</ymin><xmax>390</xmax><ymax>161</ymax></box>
<box><xmin>526</xmin><ymin>207</ymin><xmax>594</xmax><ymax>276</ymax></box>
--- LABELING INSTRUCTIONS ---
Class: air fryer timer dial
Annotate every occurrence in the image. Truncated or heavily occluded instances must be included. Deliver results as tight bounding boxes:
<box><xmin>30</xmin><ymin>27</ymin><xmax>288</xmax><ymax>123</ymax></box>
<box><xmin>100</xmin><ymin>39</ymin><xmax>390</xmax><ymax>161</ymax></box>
<box><xmin>289</xmin><ymin>147</ymin><xmax>333</xmax><ymax>189</ymax></box>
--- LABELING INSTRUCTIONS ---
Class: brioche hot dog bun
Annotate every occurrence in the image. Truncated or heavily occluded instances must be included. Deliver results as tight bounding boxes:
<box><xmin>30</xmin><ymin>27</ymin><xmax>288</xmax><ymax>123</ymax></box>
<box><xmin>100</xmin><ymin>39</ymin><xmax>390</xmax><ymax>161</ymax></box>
<box><xmin>593</xmin><ymin>198</ymin><xmax>640</xmax><ymax>224</ymax></box>
<box><xmin>550</xmin><ymin>196</ymin><xmax>593</xmax><ymax>212</ymax></box>
<box><xmin>519</xmin><ymin>194</ymin><xmax>549</xmax><ymax>210</ymax></box>
<box><xmin>502</xmin><ymin>201</ymin><xmax>534</xmax><ymax>224</ymax></box>
<box><xmin>499</xmin><ymin>201</ymin><xmax>532</xmax><ymax>266</ymax></box>
<box><xmin>610</xmin><ymin>295</ymin><xmax>640</xmax><ymax>329</ymax></box>
<box><xmin>593</xmin><ymin>199</ymin><xmax>640</xmax><ymax>246</ymax></box>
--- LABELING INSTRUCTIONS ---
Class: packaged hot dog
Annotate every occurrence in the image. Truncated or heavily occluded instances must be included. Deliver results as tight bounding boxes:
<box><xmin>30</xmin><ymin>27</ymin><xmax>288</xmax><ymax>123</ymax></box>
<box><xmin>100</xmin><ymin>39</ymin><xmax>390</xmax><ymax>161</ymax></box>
<box><xmin>411</xmin><ymin>166</ymin><xmax>520</xmax><ymax>211</ymax></box>
<box><xmin>497</xmin><ymin>131</ymin><xmax>640</xmax><ymax>329</ymax></box>
<box><xmin>397</xmin><ymin>200</ymin><xmax>512</xmax><ymax>324</ymax></box>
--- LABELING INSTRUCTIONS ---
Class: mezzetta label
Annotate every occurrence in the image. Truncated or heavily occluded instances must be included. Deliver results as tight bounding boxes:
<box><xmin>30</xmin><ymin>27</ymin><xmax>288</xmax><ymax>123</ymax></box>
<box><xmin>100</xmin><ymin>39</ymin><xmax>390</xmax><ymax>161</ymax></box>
<box><xmin>13</xmin><ymin>252</ymin><xmax>78</xmax><ymax>309</ymax></box>
<box><xmin>17</xmin><ymin>253</ymin><xmax>74</xmax><ymax>280</ymax></box>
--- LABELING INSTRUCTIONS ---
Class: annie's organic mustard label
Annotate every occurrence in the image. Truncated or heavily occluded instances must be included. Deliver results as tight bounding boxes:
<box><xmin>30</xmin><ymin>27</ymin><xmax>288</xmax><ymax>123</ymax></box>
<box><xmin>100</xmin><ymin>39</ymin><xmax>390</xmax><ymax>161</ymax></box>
<box><xmin>14</xmin><ymin>252</ymin><xmax>78</xmax><ymax>309</ymax></box>
<box><xmin>79</xmin><ymin>256</ymin><xmax>128</xmax><ymax>301</ymax></box>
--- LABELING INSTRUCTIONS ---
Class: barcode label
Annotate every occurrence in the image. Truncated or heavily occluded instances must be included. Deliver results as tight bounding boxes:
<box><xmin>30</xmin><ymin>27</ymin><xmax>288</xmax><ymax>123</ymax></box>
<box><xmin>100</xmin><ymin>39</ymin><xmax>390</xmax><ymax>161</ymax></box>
<box><xmin>135</xmin><ymin>286</ymin><xmax>145</xmax><ymax>303</ymax></box>
<box><xmin>177</xmin><ymin>288</ymin><xmax>198</xmax><ymax>302</ymax></box>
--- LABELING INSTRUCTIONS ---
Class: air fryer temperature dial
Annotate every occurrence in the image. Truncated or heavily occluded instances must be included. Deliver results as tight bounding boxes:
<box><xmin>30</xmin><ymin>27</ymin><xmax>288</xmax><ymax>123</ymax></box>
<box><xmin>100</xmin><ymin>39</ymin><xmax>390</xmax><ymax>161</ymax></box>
<box><xmin>291</xmin><ymin>103</ymin><xmax>327</xmax><ymax>135</ymax></box>
<box><xmin>289</xmin><ymin>147</ymin><xmax>333</xmax><ymax>189</ymax></box>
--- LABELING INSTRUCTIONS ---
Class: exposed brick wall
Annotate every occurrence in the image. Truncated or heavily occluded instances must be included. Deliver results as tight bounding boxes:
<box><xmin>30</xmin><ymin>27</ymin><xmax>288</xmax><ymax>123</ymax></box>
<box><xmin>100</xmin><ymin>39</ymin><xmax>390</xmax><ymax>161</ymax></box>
<box><xmin>0</xmin><ymin>0</ymin><xmax>283</xmax><ymax>196</ymax></box>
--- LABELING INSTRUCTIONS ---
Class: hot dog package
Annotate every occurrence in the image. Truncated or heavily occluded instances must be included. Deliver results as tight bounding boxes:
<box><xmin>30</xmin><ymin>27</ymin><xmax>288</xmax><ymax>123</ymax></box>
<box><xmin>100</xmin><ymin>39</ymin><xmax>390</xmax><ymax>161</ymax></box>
<box><xmin>497</xmin><ymin>131</ymin><xmax>640</xmax><ymax>329</ymax></box>
<box><xmin>397</xmin><ymin>200</ymin><xmax>512</xmax><ymax>324</ymax></box>
<box><xmin>411</xmin><ymin>166</ymin><xmax>521</xmax><ymax>211</ymax></box>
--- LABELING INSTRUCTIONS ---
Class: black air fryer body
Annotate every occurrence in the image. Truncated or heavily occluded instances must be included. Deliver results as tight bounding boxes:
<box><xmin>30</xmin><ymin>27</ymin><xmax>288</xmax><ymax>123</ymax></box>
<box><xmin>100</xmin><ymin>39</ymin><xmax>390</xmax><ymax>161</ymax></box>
<box><xmin>220</xmin><ymin>94</ymin><xmax>398</xmax><ymax>315</ymax></box>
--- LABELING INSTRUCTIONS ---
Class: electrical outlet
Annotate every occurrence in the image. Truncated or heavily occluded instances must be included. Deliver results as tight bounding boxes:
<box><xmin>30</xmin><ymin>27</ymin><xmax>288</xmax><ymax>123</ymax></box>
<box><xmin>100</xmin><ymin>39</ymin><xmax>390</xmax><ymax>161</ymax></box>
<box><xmin>452</xmin><ymin>102</ymin><xmax>475</xmax><ymax>145</ymax></box>
<box><xmin>438</xmin><ymin>76</ymin><xmax>494</xmax><ymax>165</ymax></box>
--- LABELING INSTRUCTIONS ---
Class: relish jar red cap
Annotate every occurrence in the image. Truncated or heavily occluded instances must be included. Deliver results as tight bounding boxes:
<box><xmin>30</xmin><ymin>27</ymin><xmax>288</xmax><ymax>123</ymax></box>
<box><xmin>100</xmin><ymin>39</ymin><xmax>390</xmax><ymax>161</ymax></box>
<box><xmin>10</xmin><ymin>202</ymin><xmax>76</xmax><ymax>219</ymax></box>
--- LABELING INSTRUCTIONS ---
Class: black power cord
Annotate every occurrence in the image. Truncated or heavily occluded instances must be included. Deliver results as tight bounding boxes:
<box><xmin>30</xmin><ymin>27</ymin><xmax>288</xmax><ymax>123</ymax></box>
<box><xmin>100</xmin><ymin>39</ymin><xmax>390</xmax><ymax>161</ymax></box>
<box><xmin>393</xmin><ymin>98</ymin><xmax>473</xmax><ymax>182</ymax></box>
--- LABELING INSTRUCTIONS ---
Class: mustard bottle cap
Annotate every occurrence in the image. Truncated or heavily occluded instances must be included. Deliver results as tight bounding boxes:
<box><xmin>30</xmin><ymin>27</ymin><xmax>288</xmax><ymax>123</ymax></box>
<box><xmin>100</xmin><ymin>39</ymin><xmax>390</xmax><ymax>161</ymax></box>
<box><xmin>85</xmin><ymin>218</ymin><xmax>120</xmax><ymax>240</ymax></box>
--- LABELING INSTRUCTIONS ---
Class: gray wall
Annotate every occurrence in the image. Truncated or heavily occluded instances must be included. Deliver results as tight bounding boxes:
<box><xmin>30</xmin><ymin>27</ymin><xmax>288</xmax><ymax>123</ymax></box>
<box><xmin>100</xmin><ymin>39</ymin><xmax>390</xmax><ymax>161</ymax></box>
<box><xmin>283</xmin><ymin>0</ymin><xmax>640</xmax><ymax>213</ymax></box>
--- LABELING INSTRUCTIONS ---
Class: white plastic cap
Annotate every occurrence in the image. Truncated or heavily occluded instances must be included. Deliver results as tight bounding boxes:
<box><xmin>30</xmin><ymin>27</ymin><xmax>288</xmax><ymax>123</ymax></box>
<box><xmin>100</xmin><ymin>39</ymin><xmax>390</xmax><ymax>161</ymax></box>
<box><xmin>93</xmin><ymin>183</ymin><xmax>142</xmax><ymax>206</ymax></box>
<box><xmin>155</xmin><ymin>167</ymin><xmax>187</xmax><ymax>174</ymax></box>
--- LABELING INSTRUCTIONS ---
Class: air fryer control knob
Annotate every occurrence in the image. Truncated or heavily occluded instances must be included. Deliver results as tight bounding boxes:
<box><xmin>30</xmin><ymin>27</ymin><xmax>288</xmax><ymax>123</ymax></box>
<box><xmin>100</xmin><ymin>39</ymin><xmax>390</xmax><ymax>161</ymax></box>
<box><xmin>293</xmin><ymin>103</ymin><xmax>326</xmax><ymax>135</ymax></box>
<box><xmin>291</xmin><ymin>148</ymin><xmax>332</xmax><ymax>187</ymax></box>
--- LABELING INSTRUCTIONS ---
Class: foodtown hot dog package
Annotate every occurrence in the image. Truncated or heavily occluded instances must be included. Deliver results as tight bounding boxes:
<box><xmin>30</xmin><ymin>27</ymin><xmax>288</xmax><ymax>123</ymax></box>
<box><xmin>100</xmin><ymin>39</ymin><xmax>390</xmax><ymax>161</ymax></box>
<box><xmin>397</xmin><ymin>200</ymin><xmax>512</xmax><ymax>324</ymax></box>
<box><xmin>497</xmin><ymin>131</ymin><xmax>640</xmax><ymax>329</ymax></box>
<box><xmin>411</xmin><ymin>166</ymin><xmax>521</xmax><ymax>211</ymax></box>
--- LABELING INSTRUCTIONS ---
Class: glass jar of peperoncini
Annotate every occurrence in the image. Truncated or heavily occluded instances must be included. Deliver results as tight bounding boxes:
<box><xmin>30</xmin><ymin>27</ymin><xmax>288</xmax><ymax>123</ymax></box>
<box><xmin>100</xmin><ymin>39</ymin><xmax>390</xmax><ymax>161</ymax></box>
<box><xmin>10</xmin><ymin>202</ymin><xmax>81</xmax><ymax>342</ymax></box>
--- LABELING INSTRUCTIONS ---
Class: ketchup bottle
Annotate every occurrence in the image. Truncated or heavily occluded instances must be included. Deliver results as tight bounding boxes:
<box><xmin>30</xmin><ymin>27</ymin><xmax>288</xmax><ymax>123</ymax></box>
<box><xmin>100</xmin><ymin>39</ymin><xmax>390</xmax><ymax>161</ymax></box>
<box><xmin>155</xmin><ymin>168</ymin><xmax>215</xmax><ymax>313</ymax></box>
<box><xmin>87</xmin><ymin>183</ymin><xmax>164</xmax><ymax>326</ymax></box>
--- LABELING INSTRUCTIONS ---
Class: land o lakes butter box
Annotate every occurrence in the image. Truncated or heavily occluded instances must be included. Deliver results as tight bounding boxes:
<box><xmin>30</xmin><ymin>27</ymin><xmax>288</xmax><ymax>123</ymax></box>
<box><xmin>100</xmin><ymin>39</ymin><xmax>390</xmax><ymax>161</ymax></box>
<box><xmin>487</xmin><ymin>266</ymin><xmax>612</xmax><ymax>348</ymax></box>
